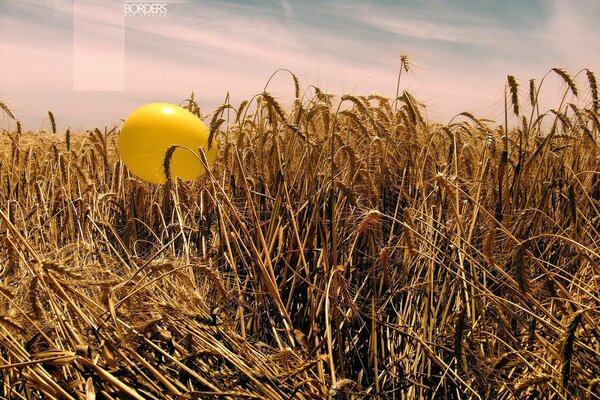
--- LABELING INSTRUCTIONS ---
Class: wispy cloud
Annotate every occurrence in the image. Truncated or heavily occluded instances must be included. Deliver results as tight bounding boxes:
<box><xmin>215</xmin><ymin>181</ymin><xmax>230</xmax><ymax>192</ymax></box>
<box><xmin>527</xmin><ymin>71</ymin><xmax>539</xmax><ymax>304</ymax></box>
<box><xmin>546</xmin><ymin>0</ymin><xmax>600</xmax><ymax>69</ymax></box>
<box><xmin>331</xmin><ymin>2</ymin><xmax>507</xmax><ymax>46</ymax></box>
<box><xmin>280</xmin><ymin>0</ymin><xmax>294</xmax><ymax>18</ymax></box>
<box><xmin>0</xmin><ymin>0</ymin><xmax>598</xmax><ymax>129</ymax></box>
<box><xmin>113</xmin><ymin>1</ymin><xmax>397</xmax><ymax>106</ymax></box>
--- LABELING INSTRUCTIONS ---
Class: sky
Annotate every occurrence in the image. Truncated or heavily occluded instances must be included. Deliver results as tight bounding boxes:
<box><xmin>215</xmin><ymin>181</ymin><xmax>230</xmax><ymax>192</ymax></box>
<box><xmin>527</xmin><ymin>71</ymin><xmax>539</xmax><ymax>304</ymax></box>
<box><xmin>0</xmin><ymin>0</ymin><xmax>599</xmax><ymax>131</ymax></box>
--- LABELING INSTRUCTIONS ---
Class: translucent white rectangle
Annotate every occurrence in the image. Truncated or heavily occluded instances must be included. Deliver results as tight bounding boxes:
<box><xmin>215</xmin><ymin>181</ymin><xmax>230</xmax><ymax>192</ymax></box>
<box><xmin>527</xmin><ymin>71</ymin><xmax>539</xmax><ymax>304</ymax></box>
<box><xmin>73</xmin><ymin>0</ymin><xmax>124</xmax><ymax>91</ymax></box>
<box><xmin>54</xmin><ymin>0</ymin><xmax>71</xmax><ymax>16</ymax></box>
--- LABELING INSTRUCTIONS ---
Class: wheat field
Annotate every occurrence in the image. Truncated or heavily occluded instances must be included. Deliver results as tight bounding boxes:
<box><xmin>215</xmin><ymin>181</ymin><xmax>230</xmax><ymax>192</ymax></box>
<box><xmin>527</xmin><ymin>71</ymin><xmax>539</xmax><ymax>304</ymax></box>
<box><xmin>1</xmin><ymin>68</ymin><xmax>599</xmax><ymax>399</ymax></box>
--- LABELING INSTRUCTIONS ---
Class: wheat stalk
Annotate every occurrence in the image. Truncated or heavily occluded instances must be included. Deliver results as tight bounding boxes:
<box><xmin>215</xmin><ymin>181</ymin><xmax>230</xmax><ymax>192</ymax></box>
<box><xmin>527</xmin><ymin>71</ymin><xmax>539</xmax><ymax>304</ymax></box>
<box><xmin>586</xmin><ymin>69</ymin><xmax>598</xmax><ymax>113</ymax></box>
<box><xmin>561</xmin><ymin>312</ymin><xmax>583</xmax><ymax>395</ymax></box>
<box><xmin>0</xmin><ymin>100</ymin><xmax>15</xmax><ymax>119</ymax></box>
<box><xmin>65</xmin><ymin>127</ymin><xmax>71</xmax><ymax>151</ymax></box>
<box><xmin>236</xmin><ymin>100</ymin><xmax>249</xmax><ymax>123</ymax></box>
<box><xmin>162</xmin><ymin>145</ymin><xmax>178</xmax><ymax>183</ymax></box>
<box><xmin>552</xmin><ymin>67</ymin><xmax>578</xmax><ymax>97</ymax></box>
<box><xmin>48</xmin><ymin>111</ymin><xmax>56</xmax><ymax>134</ymax></box>
<box><xmin>507</xmin><ymin>75</ymin><xmax>520</xmax><ymax>116</ymax></box>
<box><xmin>529</xmin><ymin>79</ymin><xmax>536</xmax><ymax>107</ymax></box>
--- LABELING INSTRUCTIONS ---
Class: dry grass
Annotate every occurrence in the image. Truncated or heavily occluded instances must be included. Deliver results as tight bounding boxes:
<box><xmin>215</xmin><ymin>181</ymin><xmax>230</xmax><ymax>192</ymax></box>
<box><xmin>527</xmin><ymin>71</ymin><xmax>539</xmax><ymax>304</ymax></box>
<box><xmin>1</xmin><ymin>67</ymin><xmax>599</xmax><ymax>399</ymax></box>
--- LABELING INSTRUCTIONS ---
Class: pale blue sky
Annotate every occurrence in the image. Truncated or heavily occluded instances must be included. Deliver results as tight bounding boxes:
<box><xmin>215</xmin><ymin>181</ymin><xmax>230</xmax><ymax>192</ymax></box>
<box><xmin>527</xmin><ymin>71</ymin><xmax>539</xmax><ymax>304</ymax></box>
<box><xmin>1</xmin><ymin>0</ymin><xmax>599</xmax><ymax>130</ymax></box>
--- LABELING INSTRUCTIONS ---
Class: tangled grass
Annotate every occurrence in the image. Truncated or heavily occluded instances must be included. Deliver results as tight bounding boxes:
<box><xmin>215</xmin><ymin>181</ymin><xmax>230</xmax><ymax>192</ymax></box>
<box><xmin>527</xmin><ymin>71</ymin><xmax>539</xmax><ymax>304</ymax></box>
<box><xmin>1</xmin><ymin>68</ymin><xmax>599</xmax><ymax>399</ymax></box>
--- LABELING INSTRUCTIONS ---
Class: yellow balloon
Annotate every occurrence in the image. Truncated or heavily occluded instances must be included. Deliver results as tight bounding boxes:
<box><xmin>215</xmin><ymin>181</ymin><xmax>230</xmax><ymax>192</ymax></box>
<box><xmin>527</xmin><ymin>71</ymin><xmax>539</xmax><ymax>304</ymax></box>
<box><xmin>118</xmin><ymin>103</ymin><xmax>217</xmax><ymax>184</ymax></box>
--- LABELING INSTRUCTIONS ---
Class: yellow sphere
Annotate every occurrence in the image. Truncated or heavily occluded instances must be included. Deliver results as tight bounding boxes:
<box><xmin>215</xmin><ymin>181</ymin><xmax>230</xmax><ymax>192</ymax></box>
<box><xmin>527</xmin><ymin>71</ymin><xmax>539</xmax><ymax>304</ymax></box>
<box><xmin>118</xmin><ymin>103</ymin><xmax>217</xmax><ymax>184</ymax></box>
